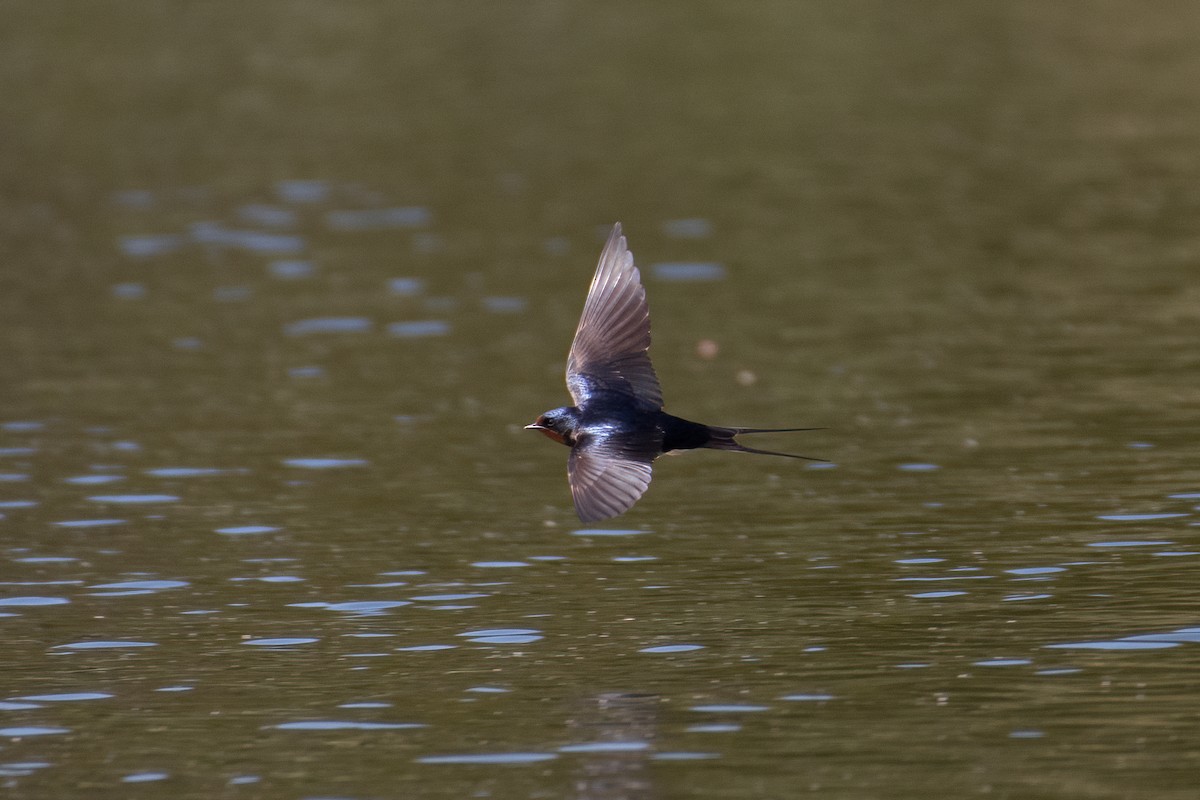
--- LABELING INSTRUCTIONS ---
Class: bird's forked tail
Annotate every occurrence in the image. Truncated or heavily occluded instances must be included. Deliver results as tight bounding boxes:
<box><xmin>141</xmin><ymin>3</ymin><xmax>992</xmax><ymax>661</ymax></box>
<box><xmin>703</xmin><ymin>425</ymin><xmax>826</xmax><ymax>461</ymax></box>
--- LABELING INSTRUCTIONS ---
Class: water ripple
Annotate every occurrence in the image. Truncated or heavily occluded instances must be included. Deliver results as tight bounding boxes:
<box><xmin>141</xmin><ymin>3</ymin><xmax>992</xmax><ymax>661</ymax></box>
<box><xmin>53</xmin><ymin>641</ymin><xmax>157</xmax><ymax>650</ymax></box>
<box><xmin>1096</xmin><ymin>513</ymin><xmax>1188</xmax><ymax>521</ymax></box>
<box><xmin>396</xmin><ymin>644</ymin><xmax>456</xmax><ymax>652</ymax></box>
<box><xmin>326</xmin><ymin>207</ymin><xmax>431</xmax><ymax>230</ymax></box>
<box><xmin>640</xmin><ymin>644</ymin><xmax>704</xmax><ymax>653</ymax></box>
<box><xmin>87</xmin><ymin>494</ymin><xmax>179</xmax><ymax>504</ymax></box>
<box><xmin>274</xmin><ymin>720</ymin><xmax>424</xmax><ymax>731</ymax></box>
<box><xmin>0</xmin><ymin>727</ymin><xmax>70</xmax><ymax>737</ymax></box>
<box><xmin>89</xmin><ymin>580</ymin><xmax>187</xmax><ymax>591</ymax></box>
<box><xmin>417</xmin><ymin>753</ymin><xmax>556</xmax><ymax>765</ymax></box>
<box><xmin>63</xmin><ymin>475</ymin><xmax>125</xmax><ymax>485</ymax></box>
<box><xmin>1045</xmin><ymin>640</ymin><xmax>1178</xmax><ymax>651</ymax></box>
<box><xmin>661</xmin><ymin>218</ymin><xmax>712</xmax><ymax>239</ymax></box>
<box><xmin>691</xmin><ymin>704</ymin><xmax>770</xmax><ymax>713</ymax></box>
<box><xmin>121</xmin><ymin>772</ymin><xmax>170</xmax><ymax>783</ymax></box>
<box><xmin>651</xmin><ymin>262</ymin><xmax>726</xmax><ymax>281</ymax></box>
<box><xmin>387</xmin><ymin>320</ymin><xmax>451</xmax><ymax>338</ymax></box>
<box><xmin>0</xmin><ymin>597</ymin><xmax>70</xmax><ymax>607</ymax></box>
<box><xmin>284</xmin><ymin>317</ymin><xmax>372</xmax><ymax>336</ymax></box>
<box><xmin>559</xmin><ymin>741</ymin><xmax>650</xmax><ymax>753</ymax></box>
<box><xmin>144</xmin><ymin>467</ymin><xmax>225</xmax><ymax>478</ymax></box>
<box><xmin>13</xmin><ymin>692</ymin><xmax>112</xmax><ymax>702</ymax></box>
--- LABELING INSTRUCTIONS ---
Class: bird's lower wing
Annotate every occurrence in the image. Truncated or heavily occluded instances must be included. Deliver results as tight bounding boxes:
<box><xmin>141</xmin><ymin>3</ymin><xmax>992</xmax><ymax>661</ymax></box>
<box><xmin>568</xmin><ymin>438</ymin><xmax>655</xmax><ymax>523</ymax></box>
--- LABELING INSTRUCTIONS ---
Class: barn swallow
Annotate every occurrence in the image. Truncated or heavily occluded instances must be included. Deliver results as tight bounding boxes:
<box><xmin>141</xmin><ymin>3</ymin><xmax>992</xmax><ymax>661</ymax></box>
<box><xmin>526</xmin><ymin>223</ymin><xmax>822</xmax><ymax>522</ymax></box>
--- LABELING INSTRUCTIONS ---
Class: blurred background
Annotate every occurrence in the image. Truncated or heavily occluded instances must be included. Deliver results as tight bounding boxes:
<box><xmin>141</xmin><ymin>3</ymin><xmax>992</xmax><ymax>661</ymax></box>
<box><xmin>2</xmin><ymin>2</ymin><xmax>1199</xmax><ymax>798</ymax></box>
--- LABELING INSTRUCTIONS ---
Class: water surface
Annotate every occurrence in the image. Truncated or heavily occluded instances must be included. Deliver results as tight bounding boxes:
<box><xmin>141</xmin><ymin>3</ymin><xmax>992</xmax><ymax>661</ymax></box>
<box><xmin>3</xmin><ymin>3</ymin><xmax>1200</xmax><ymax>798</ymax></box>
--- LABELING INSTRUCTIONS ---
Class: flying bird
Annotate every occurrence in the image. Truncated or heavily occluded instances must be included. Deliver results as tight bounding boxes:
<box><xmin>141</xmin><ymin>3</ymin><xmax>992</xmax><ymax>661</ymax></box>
<box><xmin>526</xmin><ymin>223</ymin><xmax>822</xmax><ymax>523</ymax></box>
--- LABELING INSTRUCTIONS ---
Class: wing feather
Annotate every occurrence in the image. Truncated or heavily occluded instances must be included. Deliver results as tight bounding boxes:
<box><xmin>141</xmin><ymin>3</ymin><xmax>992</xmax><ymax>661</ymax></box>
<box><xmin>566</xmin><ymin>224</ymin><xmax>663</xmax><ymax>410</ymax></box>
<box><xmin>568</xmin><ymin>431</ymin><xmax>657</xmax><ymax>523</ymax></box>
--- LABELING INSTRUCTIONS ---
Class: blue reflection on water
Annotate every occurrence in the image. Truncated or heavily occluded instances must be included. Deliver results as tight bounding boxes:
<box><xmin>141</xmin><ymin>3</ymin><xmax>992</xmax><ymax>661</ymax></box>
<box><xmin>1006</xmin><ymin>566</ymin><xmax>1065</xmax><ymax>575</ymax></box>
<box><xmin>87</xmin><ymin>494</ymin><xmax>179</xmax><ymax>504</ymax></box>
<box><xmin>121</xmin><ymin>772</ymin><xmax>169</xmax><ymax>783</ymax></box>
<box><xmin>417</xmin><ymin>753</ymin><xmax>556</xmax><ymax>765</ymax></box>
<box><xmin>482</xmin><ymin>296</ymin><xmax>527</xmax><ymax>314</ymax></box>
<box><xmin>118</xmin><ymin>234</ymin><xmax>182</xmax><ymax>258</ymax></box>
<box><xmin>1096</xmin><ymin>513</ymin><xmax>1188</xmax><ymax>521</ymax></box>
<box><xmin>322</xmin><ymin>601</ymin><xmax>411</xmax><ymax>613</ymax></box>
<box><xmin>651</xmin><ymin>262</ymin><xmax>726</xmax><ymax>281</ymax></box>
<box><xmin>469</xmin><ymin>635</ymin><xmax>541</xmax><ymax>644</ymax></box>
<box><xmin>269</xmin><ymin>260</ymin><xmax>316</xmax><ymax>279</ymax></box>
<box><xmin>276</xmin><ymin>179</ymin><xmax>329</xmax><ymax>203</ymax></box>
<box><xmin>388</xmin><ymin>277</ymin><xmax>425</xmax><ymax>296</ymax></box>
<box><xmin>661</xmin><ymin>218</ymin><xmax>712</xmax><ymax>239</ymax></box>
<box><xmin>89</xmin><ymin>580</ymin><xmax>187</xmax><ymax>591</ymax></box>
<box><xmin>282</xmin><ymin>458</ymin><xmax>369</xmax><ymax>469</ymax></box>
<box><xmin>396</xmin><ymin>645</ymin><xmax>456</xmax><ymax>652</ymax></box>
<box><xmin>12</xmin><ymin>693</ymin><xmax>112</xmax><ymax>702</ymax></box>
<box><xmin>53</xmin><ymin>641</ymin><xmax>157</xmax><ymax>650</ymax></box>
<box><xmin>559</xmin><ymin>741</ymin><xmax>650</xmax><ymax>753</ymax></box>
<box><xmin>640</xmin><ymin>644</ymin><xmax>704</xmax><ymax>653</ymax></box>
<box><xmin>1044</xmin><ymin>640</ymin><xmax>1177</xmax><ymax>651</ymax></box>
<box><xmin>690</xmin><ymin>705</ymin><xmax>770</xmax><ymax>713</ymax></box>
<box><xmin>387</xmin><ymin>320</ymin><xmax>451</xmax><ymax>338</ymax></box>
<box><xmin>111</xmin><ymin>283</ymin><xmax>145</xmax><ymax>299</ymax></box>
<box><xmin>0</xmin><ymin>597</ymin><xmax>70</xmax><ymax>607</ymax></box>
<box><xmin>274</xmin><ymin>720</ymin><xmax>424</xmax><ymax>731</ymax></box>
<box><xmin>0</xmin><ymin>727</ymin><xmax>70</xmax><ymax>737</ymax></box>
<box><xmin>654</xmin><ymin>752</ymin><xmax>719</xmax><ymax>760</ymax></box>
<box><xmin>64</xmin><ymin>475</ymin><xmax>125</xmax><ymax>485</ymax></box>
<box><xmin>238</xmin><ymin>204</ymin><xmax>297</xmax><ymax>227</ymax></box>
<box><xmin>326</xmin><ymin>207</ymin><xmax>431</xmax><ymax>230</ymax></box>
<box><xmin>190</xmin><ymin>222</ymin><xmax>304</xmax><ymax>253</ymax></box>
<box><xmin>144</xmin><ymin>467</ymin><xmax>225</xmax><ymax>478</ymax></box>
<box><xmin>284</xmin><ymin>317</ymin><xmax>372</xmax><ymax>336</ymax></box>
<box><xmin>326</xmin><ymin>206</ymin><xmax>429</xmax><ymax>231</ymax></box>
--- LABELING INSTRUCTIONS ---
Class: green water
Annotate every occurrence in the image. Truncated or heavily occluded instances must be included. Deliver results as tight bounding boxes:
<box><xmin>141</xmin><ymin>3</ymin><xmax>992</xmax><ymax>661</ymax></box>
<box><xmin>3</xmin><ymin>3</ymin><xmax>1200</xmax><ymax>798</ymax></box>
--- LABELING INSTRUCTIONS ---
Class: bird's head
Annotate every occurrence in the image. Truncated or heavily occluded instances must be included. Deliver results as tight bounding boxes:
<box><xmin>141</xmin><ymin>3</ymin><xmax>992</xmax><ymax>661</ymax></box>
<box><xmin>524</xmin><ymin>407</ymin><xmax>580</xmax><ymax>446</ymax></box>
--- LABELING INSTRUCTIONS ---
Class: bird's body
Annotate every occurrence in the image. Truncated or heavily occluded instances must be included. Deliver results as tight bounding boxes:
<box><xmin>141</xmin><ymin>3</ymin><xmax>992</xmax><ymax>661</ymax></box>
<box><xmin>526</xmin><ymin>223</ymin><xmax>821</xmax><ymax>522</ymax></box>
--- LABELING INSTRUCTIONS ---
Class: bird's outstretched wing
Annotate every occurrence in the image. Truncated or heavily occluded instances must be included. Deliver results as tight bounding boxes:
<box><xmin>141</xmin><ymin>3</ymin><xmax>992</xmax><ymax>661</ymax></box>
<box><xmin>566</xmin><ymin>223</ymin><xmax>663</xmax><ymax>411</ymax></box>
<box><xmin>568</xmin><ymin>431</ymin><xmax>657</xmax><ymax>523</ymax></box>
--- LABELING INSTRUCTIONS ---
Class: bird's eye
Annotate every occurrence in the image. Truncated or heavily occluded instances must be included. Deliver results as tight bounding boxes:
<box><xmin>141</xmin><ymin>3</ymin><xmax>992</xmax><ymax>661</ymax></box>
<box><xmin>542</xmin><ymin>415</ymin><xmax>555</xmax><ymax>427</ymax></box>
